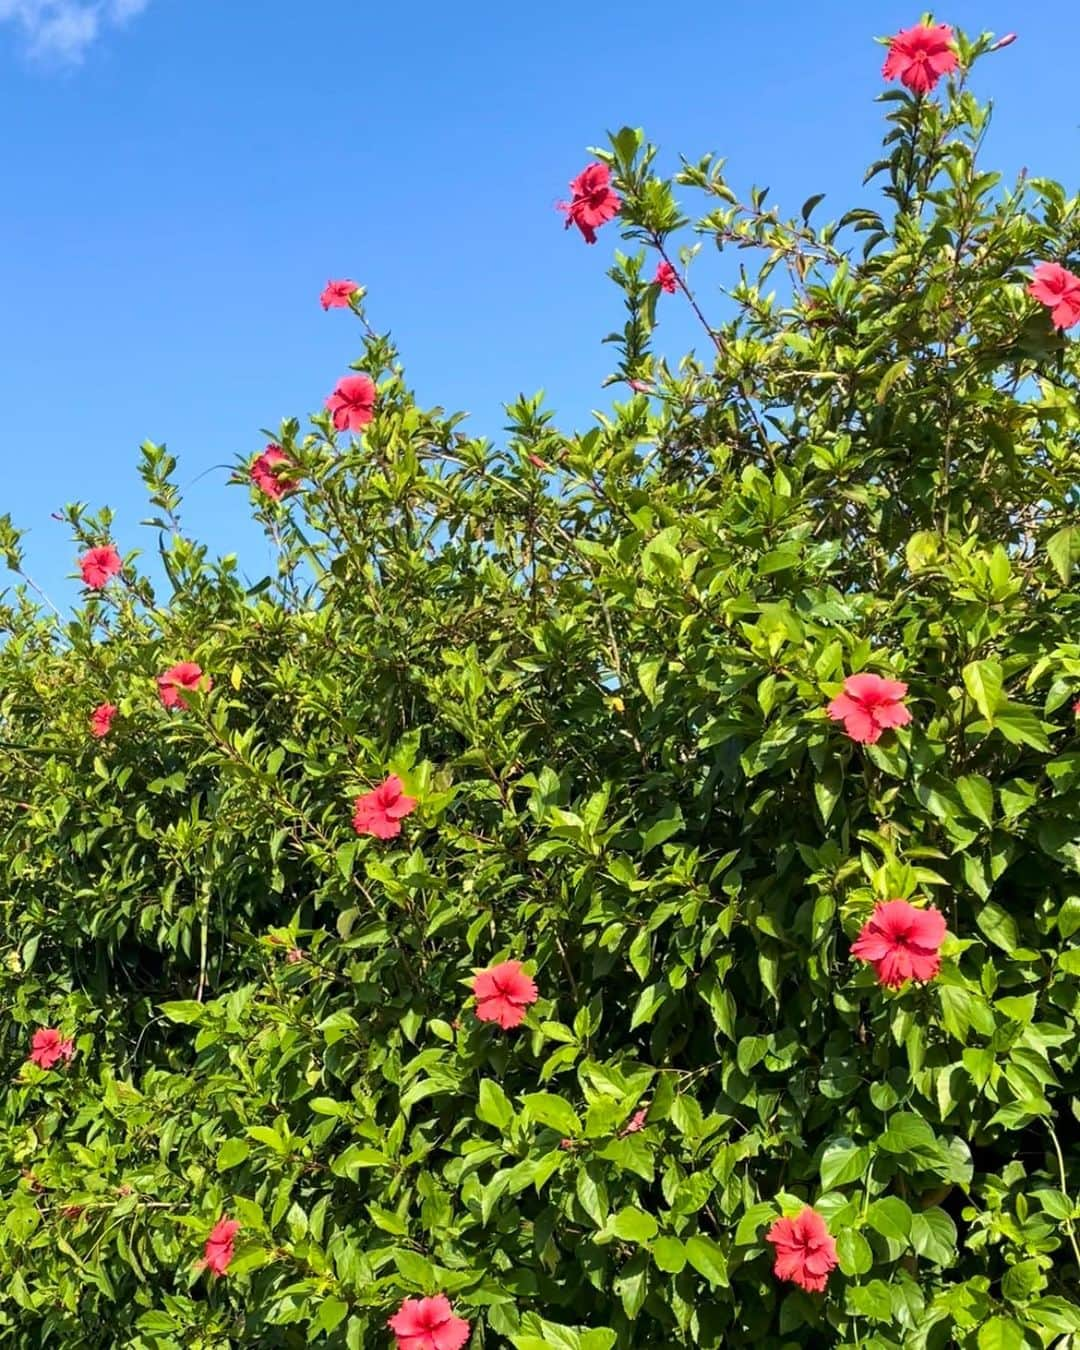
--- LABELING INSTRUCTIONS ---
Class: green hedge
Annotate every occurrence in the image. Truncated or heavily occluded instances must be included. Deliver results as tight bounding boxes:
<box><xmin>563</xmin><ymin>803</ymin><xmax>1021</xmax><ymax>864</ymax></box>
<box><xmin>3</xmin><ymin>20</ymin><xmax>1080</xmax><ymax>1349</ymax></box>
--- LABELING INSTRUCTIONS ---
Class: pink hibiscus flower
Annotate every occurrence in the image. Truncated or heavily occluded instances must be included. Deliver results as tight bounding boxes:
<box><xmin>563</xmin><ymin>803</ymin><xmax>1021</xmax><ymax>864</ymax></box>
<box><xmin>472</xmin><ymin>959</ymin><xmax>538</xmax><ymax>1030</ymax></box>
<box><xmin>387</xmin><ymin>1296</ymin><xmax>470</xmax><ymax>1350</ymax></box>
<box><xmin>827</xmin><ymin>673</ymin><xmax>912</xmax><ymax>745</ymax></box>
<box><xmin>881</xmin><ymin>23</ymin><xmax>958</xmax><ymax>95</ymax></box>
<box><xmin>351</xmin><ymin>774</ymin><xmax>418</xmax><ymax>839</ymax></box>
<box><xmin>326</xmin><ymin>373</ymin><xmax>376</xmax><ymax>432</ymax></box>
<box><xmin>558</xmin><ymin>163</ymin><xmax>621</xmax><ymax>244</ymax></box>
<box><xmin>1029</xmin><ymin>263</ymin><xmax>1080</xmax><ymax>330</ymax></box>
<box><xmin>202</xmin><ymin>1217</ymin><xmax>239</xmax><ymax>1276</ymax></box>
<box><xmin>320</xmin><ymin>279</ymin><xmax>359</xmax><ymax>310</ymax></box>
<box><xmin>851</xmin><ymin>899</ymin><xmax>947</xmax><ymax>987</ymax></box>
<box><xmin>29</xmin><ymin>1028</ymin><xmax>75</xmax><ymax>1069</ymax></box>
<box><xmin>767</xmin><ymin>1207</ymin><xmax>837</xmax><ymax>1293</ymax></box>
<box><xmin>79</xmin><ymin>545</ymin><xmax>122</xmax><ymax>589</ymax></box>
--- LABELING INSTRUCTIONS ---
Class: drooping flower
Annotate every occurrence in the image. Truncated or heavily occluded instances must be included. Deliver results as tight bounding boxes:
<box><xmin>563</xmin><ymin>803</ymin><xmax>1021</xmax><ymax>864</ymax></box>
<box><xmin>78</xmin><ymin>545</ymin><xmax>122</xmax><ymax>589</ymax></box>
<box><xmin>1028</xmin><ymin>263</ymin><xmax>1080</xmax><ymax>330</ymax></box>
<box><xmin>472</xmin><ymin>959</ymin><xmax>538</xmax><ymax>1030</ymax></box>
<box><xmin>881</xmin><ymin>23</ymin><xmax>959</xmax><ymax>95</ymax></box>
<box><xmin>320</xmin><ymin>279</ymin><xmax>359</xmax><ymax>310</ymax></box>
<box><xmin>90</xmin><ymin>703</ymin><xmax>118</xmax><ymax>739</ymax></box>
<box><xmin>620</xmin><ymin>1107</ymin><xmax>649</xmax><ymax>1137</ymax></box>
<box><xmin>202</xmin><ymin>1217</ymin><xmax>239</xmax><ymax>1276</ymax></box>
<box><xmin>558</xmin><ymin>163</ymin><xmax>621</xmax><ymax>244</ymax></box>
<box><xmin>827</xmin><ymin>673</ymin><xmax>912</xmax><ymax>745</ymax></box>
<box><xmin>351</xmin><ymin>775</ymin><xmax>418</xmax><ymax>839</ymax></box>
<box><xmin>388</xmin><ymin>1295</ymin><xmax>471</xmax><ymax>1350</ymax></box>
<box><xmin>29</xmin><ymin>1028</ymin><xmax>75</xmax><ymax>1070</ymax></box>
<box><xmin>654</xmin><ymin>261</ymin><xmax>678</xmax><ymax>294</ymax></box>
<box><xmin>851</xmin><ymin>899</ymin><xmax>946</xmax><ymax>988</ymax></box>
<box><xmin>250</xmin><ymin>445</ymin><xmax>299</xmax><ymax>500</ymax></box>
<box><xmin>767</xmin><ymin>1207</ymin><xmax>837</xmax><ymax>1293</ymax></box>
<box><xmin>326</xmin><ymin>373</ymin><xmax>377</xmax><ymax>432</ymax></box>
<box><xmin>157</xmin><ymin>662</ymin><xmax>211</xmax><ymax>711</ymax></box>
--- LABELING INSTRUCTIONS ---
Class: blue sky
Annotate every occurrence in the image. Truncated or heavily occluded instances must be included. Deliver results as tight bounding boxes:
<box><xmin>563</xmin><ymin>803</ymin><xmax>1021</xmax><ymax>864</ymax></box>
<box><xmin>0</xmin><ymin>1</ymin><xmax>1076</xmax><ymax>603</ymax></box>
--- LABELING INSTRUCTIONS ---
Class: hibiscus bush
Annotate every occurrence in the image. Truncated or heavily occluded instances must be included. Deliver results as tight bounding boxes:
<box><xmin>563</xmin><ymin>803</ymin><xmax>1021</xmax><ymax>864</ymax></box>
<box><xmin>5</xmin><ymin>18</ymin><xmax>1080</xmax><ymax>1350</ymax></box>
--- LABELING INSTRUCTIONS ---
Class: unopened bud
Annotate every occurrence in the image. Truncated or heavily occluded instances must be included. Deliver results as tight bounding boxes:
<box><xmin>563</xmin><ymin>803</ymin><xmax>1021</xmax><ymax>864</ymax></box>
<box><xmin>990</xmin><ymin>32</ymin><xmax>1017</xmax><ymax>51</ymax></box>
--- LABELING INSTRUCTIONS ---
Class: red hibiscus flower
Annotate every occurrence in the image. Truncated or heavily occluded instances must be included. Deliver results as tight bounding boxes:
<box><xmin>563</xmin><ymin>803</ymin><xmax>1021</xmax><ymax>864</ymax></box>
<box><xmin>250</xmin><ymin>445</ymin><xmax>299</xmax><ymax>500</ymax></box>
<box><xmin>78</xmin><ymin>545</ymin><xmax>122</xmax><ymax>589</ymax></box>
<box><xmin>1029</xmin><ymin>263</ymin><xmax>1080</xmax><ymax>330</ymax></box>
<box><xmin>851</xmin><ymin>899</ymin><xmax>947</xmax><ymax>988</ymax></box>
<box><xmin>202</xmin><ymin>1217</ymin><xmax>239</xmax><ymax>1276</ymax></box>
<box><xmin>558</xmin><ymin>162</ymin><xmax>621</xmax><ymax>244</ymax></box>
<box><xmin>157</xmin><ymin>662</ymin><xmax>211</xmax><ymax>711</ymax></box>
<box><xmin>619</xmin><ymin>1107</ymin><xmax>649</xmax><ymax>1137</ymax></box>
<box><xmin>90</xmin><ymin>703</ymin><xmax>118</xmax><ymax>739</ymax></box>
<box><xmin>388</xmin><ymin>1295</ymin><xmax>471</xmax><ymax>1350</ymax></box>
<box><xmin>29</xmin><ymin>1028</ymin><xmax>75</xmax><ymax>1070</ymax></box>
<box><xmin>827</xmin><ymin>673</ymin><xmax>911</xmax><ymax>745</ymax></box>
<box><xmin>881</xmin><ymin>23</ymin><xmax>958</xmax><ymax>95</ymax></box>
<box><xmin>320</xmin><ymin>278</ymin><xmax>359</xmax><ymax>310</ymax></box>
<box><xmin>654</xmin><ymin>261</ymin><xmax>678</xmax><ymax>294</ymax></box>
<box><xmin>352</xmin><ymin>775</ymin><xmax>418</xmax><ymax>839</ymax></box>
<box><xmin>472</xmin><ymin>959</ymin><xmax>538</xmax><ymax>1030</ymax></box>
<box><xmin>326</xmin><ymin>373</ymin><xmax>376</xmax><ymax>432</ymax></box>
<box><xmin>767</xmin><ymin>1207</ymin><xmax>837</xmax><ymax>1293</ymax></box>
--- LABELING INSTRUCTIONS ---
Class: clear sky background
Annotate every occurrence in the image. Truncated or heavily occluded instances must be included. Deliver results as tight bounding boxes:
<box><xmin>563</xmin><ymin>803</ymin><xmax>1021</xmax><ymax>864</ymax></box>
<box><xmin>0</xmin><ymin>1</ymin><xmax>1076</xmax><ymax>603</ymax></box>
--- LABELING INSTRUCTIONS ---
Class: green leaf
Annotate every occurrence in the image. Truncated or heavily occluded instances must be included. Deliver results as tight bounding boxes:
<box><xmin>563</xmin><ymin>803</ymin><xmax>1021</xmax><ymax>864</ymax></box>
<box><xmin>956</xmin><ymin>774</ymin><xmax>994</xmax><ymax>827</ymax></box>
<box><xmin>734</xmin><ymin>1202</ymin><xmax>775</xmax><ymax>1246</ymax></box>
<box><xmin>864</xmin><ymin>1196</ymin><xmax>912</xmax><ymax>1242</ymax></box>
<box><xmin>1046</xmin><ymin>525</ymin><xmax>1079</xmax><ymax>584</ymax></box>
<box><xmin>521</xmin><ymin>1093</ymin><xmax>581</xmax><ymax>1135</ymax></box>
<box><xmin>878</xmin><ymin>1112</ymin><xmax>936</xmax><ymax>1155</ymax></box>
<box><xmin>216</xmin><ymin>1138</ymin><xmax>250</xmax><ymax>1171</ymax></box>
<box><xmin>976</xmin><ymin>902</ymin><xmax>1019</xmax><ymax>954</ymax></box>
<box><xmin>610</xmin><ymin>1207</ymin><xmax>658</xmax><ymax>1244</ymax></box>
<box><xmin>910</xmin><ymin>1208</ymin><xmax>956</xmax><ymax>1266</ymax></box>
<box><xmin>159</xmin><ymin>1000</ymin><xmax>204</xmax><ymax>1025</ymax></box>
<box><xmin>629</xmin><ymin>983</ymin><xmax>667</xmax><ymax>1029</ymax></box>
<box><xmin>650</xmin><ymin>1236</ymin><xmax>686</xmax><ymax>1274</ymax></box>
<box><xmin>835</xmin><ymin>1228</ymin><xmax>873</xmax><ymax>1276</ymax></box>
<box><xmin>976</xmin><ymin>1316</ymin><xmax>1028</xmax><ymax>1350</ymax></box>
<box><xmin>316</xmin><ymin>1299</ymin><xmax>349</xmax><ymax>1336</ymax></box>
<box><xmin>963</xmin><ymin>660</ymin><xmax>1005</xmax><ymax>720</ymax></box>
<box><xmin>478</xmin><ymin>1079</ymin><xmax>515</xmax><ymax>1131</ymax></box>
<box><xmin>819</xmin><ymin>1137</ymin><xmax>869</xmax><ymax>1190</ymax></box>
<box><xmin>1001</xmin><ymin>1258</ymin><xmax>1045</xmax><ymax>1302</ymax></box>
<box><xmin>993</xmin><ymin>703</ymin><xmax>1050</xmax><ymax>752</ymax></box>
<box><xmin>641</xmin><ymin>808</ymin><xmax>683</xmax><ymax>854</ymax></box>
<box><xmin>684</xmin><ymin>1234</ymin><xmax>728</xmax><ymax>1287</ymax></box>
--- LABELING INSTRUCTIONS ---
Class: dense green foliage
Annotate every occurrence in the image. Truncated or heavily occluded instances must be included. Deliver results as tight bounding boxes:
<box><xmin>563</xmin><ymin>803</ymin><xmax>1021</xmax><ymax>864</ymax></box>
<box><xmin>4</xmin><ymin>25</ymin><xmax>1080</xmax><ymax>1348</ymax></box>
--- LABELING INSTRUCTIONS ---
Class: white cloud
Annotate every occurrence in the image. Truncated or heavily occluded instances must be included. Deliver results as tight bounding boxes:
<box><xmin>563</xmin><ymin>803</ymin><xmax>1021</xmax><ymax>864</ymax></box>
<box><xmin>0</xmin><ymin>0</ymin><xmax>150</xmax><ymax>64</ymax></box>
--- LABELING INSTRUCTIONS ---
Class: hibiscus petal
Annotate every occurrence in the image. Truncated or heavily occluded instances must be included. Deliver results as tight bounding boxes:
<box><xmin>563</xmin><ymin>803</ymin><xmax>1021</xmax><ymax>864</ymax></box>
<box><xmin>909</xmin><ymin>952</ymin><xmax>942</xmax><ymax>982</ymax></box>
<box><xmin>431</xmin><ymin>1316</ymin><xmax>472</xmax><ymax>1350</ymax></box>
<box><xmin>842</xmin><ymin>706</ymin><xmax>880</xmax><ymax>743</ymax></box>
<box><xmin>872</xmin><ymin>701</ymin><xmax>912</xmax><ymax>730</ymax></box>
